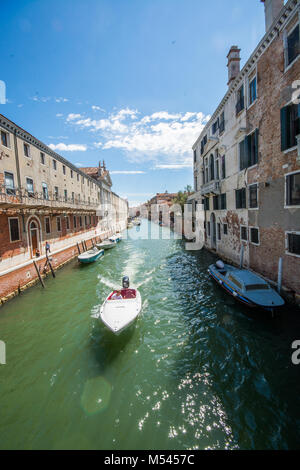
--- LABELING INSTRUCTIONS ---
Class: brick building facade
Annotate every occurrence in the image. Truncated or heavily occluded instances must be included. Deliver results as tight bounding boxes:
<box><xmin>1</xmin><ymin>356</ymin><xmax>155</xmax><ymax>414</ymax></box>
<box><xmin>190</xmin><ymin>0</ymin><xmax>300</xmax><ymax>303</ymax></box>
<box><xmin>0</xmin><ymin>113</ymin><xmax>128</xmax><ymax>303</ymax></box>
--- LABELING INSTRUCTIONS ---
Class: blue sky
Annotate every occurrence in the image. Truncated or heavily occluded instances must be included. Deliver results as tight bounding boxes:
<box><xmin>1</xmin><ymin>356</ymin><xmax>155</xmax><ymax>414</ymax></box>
<box><xmin>1</xmin><ymin>0</ymin><xmax>265</xmax><ymax>206</ymax></box>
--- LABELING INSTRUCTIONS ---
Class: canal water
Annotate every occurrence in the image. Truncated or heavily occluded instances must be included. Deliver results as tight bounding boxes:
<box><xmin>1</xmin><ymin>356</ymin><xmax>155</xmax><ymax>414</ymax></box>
<box><xmin>0</xmin><ymin>220</ymin><xmax>299</xmax><ymax>450</ymax></box>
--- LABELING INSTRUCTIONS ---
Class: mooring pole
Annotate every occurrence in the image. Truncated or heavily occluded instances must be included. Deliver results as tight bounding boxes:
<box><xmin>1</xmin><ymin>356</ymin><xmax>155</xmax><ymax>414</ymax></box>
<box><xmin>33</xmin><ymin>260</ymin><xmax>45</xmax><ymax>288</ymax></box>
<box><xmin>277</xmin><ymin>257</ymin><xmax>283</xmax><ymax>293</ymax></box>
<box><xmin>240</xmin><ymin>244</ymin><xmax>244</xmax><ymax>269</ymax></box>
<box><xmin>46</xmin><ymin>254</ymin><xmax>56</xmax><ymax>278</ymax></box>
<box><xmin>77</xmin><ymin>243</ymin><xmax>81</xmax><ymax>254</ymax></box>
<box><xmin>81</xmin><ymin>241</ymin><xmax>85</xmax><ymax>252</ymax></box>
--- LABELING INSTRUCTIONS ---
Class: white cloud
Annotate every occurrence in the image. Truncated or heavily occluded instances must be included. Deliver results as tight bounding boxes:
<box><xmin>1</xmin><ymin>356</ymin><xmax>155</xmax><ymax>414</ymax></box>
<box><xmin>48</xmin><ymin>143</ymin><xmax>87</xmax><ymax>152</ymax></box>
<box><xmin>55</xmin><ymin>97</ymin><xmax>69</xmax><ymax>103</ymax></box>
<box><xmin>66</xmin><ymin>113</ymin><xmax>83</xmax><ymax>121</ymax></box>
<box><xmin>92</xmin><ymin>105</ymin><xmax>105</xmax><ymax>112</ymax></box>
<box><xmin>65</xmin><ymin>107</ymin><xmax>210</xmax><ymax>167</ymax></box>
<box><xmin>56</xmin><ymin>113</ymin><xmax>63</xmax><ymax>117</ymax></box>
<box><xmin>110</xmin><ymin>171</ymin><xmax>145</xmax><ymax>175</ymax></box>
<box><xmin>154</xmin><ymin>164</ymin><xmax>192</xmax><ymax>170</ymax></box>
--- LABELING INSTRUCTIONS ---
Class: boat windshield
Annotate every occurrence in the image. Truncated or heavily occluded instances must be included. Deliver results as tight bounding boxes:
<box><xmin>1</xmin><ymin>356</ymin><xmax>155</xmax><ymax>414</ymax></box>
<box><xmin>245</xmin><ymin>284</ymin><xmax>270</xmax><ymax>291</ymax></box>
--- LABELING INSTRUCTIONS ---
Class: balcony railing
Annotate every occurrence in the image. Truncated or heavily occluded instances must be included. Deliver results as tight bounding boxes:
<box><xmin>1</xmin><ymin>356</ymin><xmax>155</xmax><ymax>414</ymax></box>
<box><xmin>201</xmin><ymin>180</ymin><xmax>221</xmax><ymax>196</ymax></box>
<box><xmin>0</xmin><ymin>185</ymin><xmax>100</xmax><ymax>211</ymax></box>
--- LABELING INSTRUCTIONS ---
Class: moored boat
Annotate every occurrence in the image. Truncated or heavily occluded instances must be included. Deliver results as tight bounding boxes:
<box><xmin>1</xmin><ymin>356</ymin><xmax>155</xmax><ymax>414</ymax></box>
<box><xmin>100</xmin><ymin>276</ymin><xmax>142</xmax><ymax>334</ymax></box>
<box><xmin>96</xmin><ymin>240</ymin><xmax>117</xmax><ymax>250</ymax></box>
<box><xmin>208</xmin><ymin>260</ymin><xmax>285</xmax><ymax>312</ymax></box>
<box><xmin>109</xmin><ymin>234</ymin><xmax>122</xmax><ymax>243</ymax></box>
<box><xmin>78</xmin><ymin>247</ymin><xmax>104</xmax><ymax>264</ymax></box>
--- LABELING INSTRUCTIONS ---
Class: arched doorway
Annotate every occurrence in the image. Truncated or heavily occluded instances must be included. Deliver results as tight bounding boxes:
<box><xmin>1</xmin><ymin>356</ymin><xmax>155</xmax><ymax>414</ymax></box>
<box><xmin>210</xmin><ymin>213</ymin><xmax>216</xmax><ymax>250</ymax></box>
<box><xmin>28</xmin><ymin>219</ymin><xmax>40</xmax><ymax>257</ymax></box>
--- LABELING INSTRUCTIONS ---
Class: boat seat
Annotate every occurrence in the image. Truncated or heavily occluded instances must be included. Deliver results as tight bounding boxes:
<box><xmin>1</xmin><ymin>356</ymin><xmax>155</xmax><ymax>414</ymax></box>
<box><xmin>121</xmin><ymin>289</ymin><xmax>137</xmax><ymax>299</ymax></box>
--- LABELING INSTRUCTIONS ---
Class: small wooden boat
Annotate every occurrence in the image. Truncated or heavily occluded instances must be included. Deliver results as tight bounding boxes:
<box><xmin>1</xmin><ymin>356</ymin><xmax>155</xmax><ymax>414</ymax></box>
<box><xmin>109</xmin><ymin>234</ymin><xmax>122</xmax><ymax>243</ymax></box>
<box><xmin>208</xmin><ymin>260</ymin><xmax>285</xmax><ymax>312</ymax></box>
<box><xmin>96</xmin><ymin>240</ymin><xmax>117</xmax><ymax>250</ymax></box>
<box><xmin>100</xmin><ymin>276</ymin><xmax>142</xmax><ymax>334</ymax></box>
<box><xmin>78</xmin><ymin>247</ymin><xmax>104</xmax><ymax>264</ymax></box>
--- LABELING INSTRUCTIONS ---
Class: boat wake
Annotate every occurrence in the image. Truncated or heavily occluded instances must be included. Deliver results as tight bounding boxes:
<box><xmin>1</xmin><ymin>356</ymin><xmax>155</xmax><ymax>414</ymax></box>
<box><xmin>97</xmin><ymin>275</ymin><xmax>120</xmax><ymax>291</ymax></box>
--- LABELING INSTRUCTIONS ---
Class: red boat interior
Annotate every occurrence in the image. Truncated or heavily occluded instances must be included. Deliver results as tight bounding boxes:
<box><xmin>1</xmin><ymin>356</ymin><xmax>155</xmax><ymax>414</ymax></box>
<box><xmin>108</xmin><ymin>289</ymin><xmax>137</xmax><ymax>300</ymax></box>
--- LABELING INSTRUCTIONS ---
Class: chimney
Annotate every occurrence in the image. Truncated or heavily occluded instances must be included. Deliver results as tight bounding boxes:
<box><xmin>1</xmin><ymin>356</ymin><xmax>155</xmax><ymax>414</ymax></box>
<box><xmin>227</xmin><ymin>46</ymin><xmax>241</xmax><ymax>87</ymax></box>
<box><xmin>261</xmin><ymin>0</ymin><xmax>284</xmax><ymax>32</ymax></box>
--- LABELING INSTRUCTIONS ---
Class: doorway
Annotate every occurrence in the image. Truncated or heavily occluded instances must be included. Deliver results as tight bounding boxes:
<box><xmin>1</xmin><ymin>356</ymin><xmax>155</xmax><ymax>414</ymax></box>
<box><xmin>29</xmin><ymin>220</ymin><xmax>40</xmax><ymax>257</ymax></box>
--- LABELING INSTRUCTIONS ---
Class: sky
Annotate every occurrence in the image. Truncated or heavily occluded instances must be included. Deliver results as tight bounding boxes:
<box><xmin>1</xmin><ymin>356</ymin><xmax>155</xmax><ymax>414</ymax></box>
<box><xmin>1</xmin><ymin>0</ymin><xmax>266</xmax><ymax>207</ymax></box>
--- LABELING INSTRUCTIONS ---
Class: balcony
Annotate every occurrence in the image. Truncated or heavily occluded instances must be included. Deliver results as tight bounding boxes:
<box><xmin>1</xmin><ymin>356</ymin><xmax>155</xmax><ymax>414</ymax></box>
<box><xmin>0</xmin><ymin>185</ymin><xmax>99</xmax><ymax>212</ymax></box>
<box><xmin>201</xmin><ymin>180</ymin><xmax>221</xmax><ymax>196</ymax></box>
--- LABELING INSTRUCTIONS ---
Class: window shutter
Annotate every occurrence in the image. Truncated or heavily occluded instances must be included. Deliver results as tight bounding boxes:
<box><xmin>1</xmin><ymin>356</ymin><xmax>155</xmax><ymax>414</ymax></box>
<box><xmin>254</xmin><ymin>129</ymin><xmax>259</xmax><ymax>165</ymax></box>
<box><xmin>281</xmin><ymin>106</ymin><xmax>288</xmax><ymax>151</ymax></box>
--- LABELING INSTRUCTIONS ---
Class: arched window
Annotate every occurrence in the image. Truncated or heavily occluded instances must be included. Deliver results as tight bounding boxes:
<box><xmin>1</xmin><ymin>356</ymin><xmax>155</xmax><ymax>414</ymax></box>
<box><xmin>30</xmin><ymin>220</ymin><xmax>38</xmax><ymax>230</ymax></box>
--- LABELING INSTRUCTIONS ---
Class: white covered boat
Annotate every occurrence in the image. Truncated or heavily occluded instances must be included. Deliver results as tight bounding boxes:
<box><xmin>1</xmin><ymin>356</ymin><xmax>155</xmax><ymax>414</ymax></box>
<box><xmin>100</xmin><ymin>277</ymin><xmax>142</xmax><ymax>334</ymax></box>
<box><xmin>96</xmin><ymin>239</ymin><xmax>117</xmax><ymax>250</ymax></box>
<box><xmin>78</xmin><ymin>247</ymin><xmax>104</xmax><ymax>264</ymax></box>
<box><xmin>109</xmin><ymin>234</ymin><xmax>122</xmax><ymax>243</ymax></box>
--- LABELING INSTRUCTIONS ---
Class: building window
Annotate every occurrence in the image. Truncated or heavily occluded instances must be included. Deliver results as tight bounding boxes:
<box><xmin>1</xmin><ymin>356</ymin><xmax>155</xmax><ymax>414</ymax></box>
<box><xmin>72</xmin><ymin>192</ymin><xmax>75</xmax><ymax>203</ymax></box>
<box><xmin>219</xmin><ymin>112</ymin><xmax>225</xmax><ymax>134</ymax></box>
<box><xmin>73</xmin><ymin>216</ymin><xmax>77</xmax><ymax>229</ymax></box>
<box><xmin>77</xmin><ymin>174</ymin><xmax>79</xmax><ymax>182</ymax></box>
<box><xmin>281</xmin><ymin>104</ymin><xmax>300</xmax><ymax>151</ymax></box>
<box><xmin>241</xmin><ymin>226</ymin><xmax>248</xmax><ymax>242</ymax></box>
<box><xmin>249</xmin><ymin>184</ymin><xmax>258</xmax><ymax>209</ymax></box>
<box><xmin>82</xmin><ymin>176</ymin><xmax>85</xmax><ymax>184</ymax></box>
<box><xmin>201</xmin><ymin>135</ymin><xmax>207</xmax><ymax>155</ymax></box>
<box><xmin>71</xmin><ymin>170</ymin><xmax>73</xmax><ymax>178</ymax></box>
<box><xmin>79</xmin><ymin>216</ymin><xmax>82</xmax><ymax>227</ymax></box>
<box><xmin>64</xmin><ymin>189</ymin><xmax>68</xmax><ymax>202</ymax></box>
<box><xmin>53</xmin><ymin>159</ymin><xmax>57</xmax><ymax>170</ymax></box>
<box><xmin>217</xmin><ymin>223</ymin><xmax>221</xmax><ymax>241</ymax></box>
<box><xmin>220</xmin><ymin>193</ymin><xmax>227</xmax><ymax>210</ymax></box>
<box><xmin>1</xmin><ymin>130</ymin><xmax>10</xmax><ymax>148</ymax></box>
<box><xmin>287</xmin><ymin>24</ymin><xmax>299</xmax><ymax>66</ymax></box>
<box><xmin>249</xmin><ymin>76</ymin><xmax>257</xmax><ymax>105</ymax></box>
<box><xmin>54</xmin><ymin>186</ymin><xmax>59</xmax><ymax>200</ymax></box>
<box><xmin>45</xmin><ymin>217</ymin><xmax>51</xmax><ymax>234</ymax></box>
<box><xmin>9</xmin><ymin>218</ymin><xmax>20</xmax><ymax>242</ymax></box>
<box><xmin>85</xmin><ymin>215</ymin><xmax>87</xmax><ymax>226</ymax></box>
<box><xmin>212</xmin><ymin>118</ymin><xmax>219</xmax><ymax>135</ymax></box>
<box><xmin>193</xmin><ymin>149</ymin><xmax>197</xmax><ymax>164</ymax></box>
<box><xmin>204</xmin><ymin>197</ymin><xmax>210</xmax><ymax>211</ymax></box>
<box><xmin>210</xmin><ymin>154</ymin><xmax>215</xmax><ymax>181</ymax></box>
<box><xmin>287</xmin><ymin>232</ymin><xmax>300</xmax><ymax>256</ymax></box>
<box><xmin>66</xmin><ymin>216</ymin><xmax>70</xmax><ymax>230</ymax></box>
<box><xmin>4</xmin><ymin>171</ymin><xmax>15</xmax><ymax>195</ymax></box>
<box><xmin>213</xmin><ymin>195</ymin><xmax>219</xmax><ymax>210</ymax></box>
<box><xmin>250</xmin><ymin>227</ymin><xmax>259</xmax><ymax>245</ymax></box>
<box><xmin>26</xmin><ymin>177</ymin><xmax>34</xmax><ymax>196</ymax></box>
<box><xmin>224</xmin><ymin>223</ymin><xmax>228</xmax><ymax>235</ymax></box>
<box><xmin>40</xmin><ymin>153</ymin><xmax>45</xmax><ymax>165</ymax></box>
<box><xmin>42</xmin><ymin>182</ymin><xmax>49</xmax><ymax>200</ymax></box>
<box><xmin>207</xmin><ymin>221</ymin><xmax>210</xmax><ymax>237</ymax></box>
<box><xmin>56</xmin><ymin>217</ymin><xmax>61</xmax><ymax>232</ymax></box>
<box><xmin>286</xmin><ymin>172</ymin><xmax>300</xmax><ymax>206</ymax></box>
<box><xmin>236</xmin><ymin>188</ymin><xmax>246</xmax><ymax>209</ymax></box>
<box><xmin>236</xmin><ymin>85</ymin><xmax>244</xmax><ymax>115</ymax></box>
<box><xmin>221</xmin><ymin>155</ymin><xmax>226</xmax><ymax>179</ymax></box>
<box><xmin>63</xmin><ymin>165</ymin><xmax>66</xmax><ymax>175</ymax></box>
<box><xmin>240</xmin><ymin>130</ymin><xmax>259</xmax><ymax>170</ymax></box>
<box><xmin>24</xmin><ymin>143</ymin><xmax>30</xmax><ymax>157</ymax></box>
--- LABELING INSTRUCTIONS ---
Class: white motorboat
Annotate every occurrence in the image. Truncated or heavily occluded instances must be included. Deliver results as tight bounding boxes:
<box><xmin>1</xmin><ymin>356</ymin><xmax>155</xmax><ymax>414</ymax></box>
<box><xmin>109</xmin><ymin>234</ymin><xmax>122</xmax><ymax>243</ymax></box>
<box><xmin>100</xmin><ymin>277</ymin><xmax>142</xmax><ymax>334</ymax></box>
<box><xmin>96</xmin><ymin>239</ymin><xmax>117</xmax><ymax>250</ymax></box>
<box><xmin>78</xmin><ymin>247</ymin><xmax>104</xmax><ymax>264</ymax></box>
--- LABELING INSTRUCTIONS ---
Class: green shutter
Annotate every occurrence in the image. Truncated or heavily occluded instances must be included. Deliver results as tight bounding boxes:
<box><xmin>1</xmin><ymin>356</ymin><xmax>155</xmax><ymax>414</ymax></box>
<box><xmin>281</xmin><ymin>106</ymin><xmax>288</xmax><ymax>151</ymax></box>
<box><xmin>254</xmin><ymin>129</ymin><xmax>259</xmax><ymax>165</ymax></box>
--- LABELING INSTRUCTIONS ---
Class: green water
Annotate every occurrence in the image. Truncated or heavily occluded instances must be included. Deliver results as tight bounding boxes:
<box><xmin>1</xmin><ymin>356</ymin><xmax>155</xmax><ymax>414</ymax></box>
<box><xmin>0</xmin><ymin>220</ymin><xmax>299</xmax><ymax>450</ymax></box>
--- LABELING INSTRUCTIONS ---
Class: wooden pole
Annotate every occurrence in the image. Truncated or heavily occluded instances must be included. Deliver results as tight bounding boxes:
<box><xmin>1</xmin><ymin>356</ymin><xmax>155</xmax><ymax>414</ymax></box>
<box><xmin>240</xmin><ymin>244</ymin><xmax>244</xmax><ymax>269</ymax></box>
<box><xmin>277</xmin><ymin>257</ymin><xmax>283</xmax><ymax>293</ymax></box>
<box><xmin>81</xmin><ymin>241</ymin><xmax>85</xmax><ymax>252</ymax></box>
<box><xmin>33</xmin><ymin>260</ymin><xmax>45</xmax><ymax>288</ymax></box>
<box><xmin>77</xmin><ymin>243</ymin><xmax>81</xmax><ymax>254</ymax></box>
<box><xmin>47</xmin><ymin>255</ymin><xmax>56</xmax><ymax>278</ymax></box>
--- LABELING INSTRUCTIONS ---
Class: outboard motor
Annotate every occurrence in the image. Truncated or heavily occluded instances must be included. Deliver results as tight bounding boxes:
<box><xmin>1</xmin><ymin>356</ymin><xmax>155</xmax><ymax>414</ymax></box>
<box><xmin>216</xmin><ymin>260</ymin><xmax>225</xmax><ymax>270</ymax></box>
<box><xmin>122</xmin><ymin>276</ymin><xmax>130</xmax><ymax>289</ymax></box>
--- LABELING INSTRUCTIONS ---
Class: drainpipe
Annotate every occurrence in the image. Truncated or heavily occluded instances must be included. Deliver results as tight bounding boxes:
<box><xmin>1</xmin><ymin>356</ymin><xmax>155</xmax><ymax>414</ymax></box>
<box><xmin>240</xmin><ymin>244</ymin><xmax>244</xmax><ymax>269</ymax></box>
